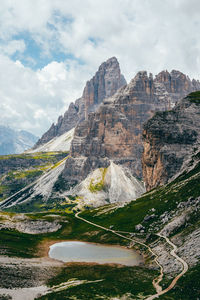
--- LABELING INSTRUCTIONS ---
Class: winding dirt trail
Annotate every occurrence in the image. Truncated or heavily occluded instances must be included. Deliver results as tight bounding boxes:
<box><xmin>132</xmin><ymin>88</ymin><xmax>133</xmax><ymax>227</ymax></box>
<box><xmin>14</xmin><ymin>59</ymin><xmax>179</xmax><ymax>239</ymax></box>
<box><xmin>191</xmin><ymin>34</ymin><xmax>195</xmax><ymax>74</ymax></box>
<box><xmin>75</xmin><ymin>212</ymin><xmax>163</xmax><ymax>294</ymax></box>
<box><xmin>145</xmin><ymin>234</ymin><xmax>189</xmax><ymax>300</ymax></box>
<box><xmin>75</xmin><ymin>212</ymin><xmax>189</xmax><ymax>300</ymax></box>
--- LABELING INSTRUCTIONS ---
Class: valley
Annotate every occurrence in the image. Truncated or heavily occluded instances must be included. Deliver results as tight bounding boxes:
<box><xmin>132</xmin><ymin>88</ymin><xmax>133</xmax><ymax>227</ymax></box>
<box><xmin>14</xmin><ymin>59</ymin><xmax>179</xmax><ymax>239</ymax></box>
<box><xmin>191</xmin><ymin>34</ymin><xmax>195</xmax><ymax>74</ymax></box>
<box><xmin>0</xmin><ymin>58</ymin><xmax>200</xmax><ymax>300</ymax></box>
<box><xmin>0</xmin><ymin>143</ymin><xmax>199</xmax><ymax>299</ymax></box>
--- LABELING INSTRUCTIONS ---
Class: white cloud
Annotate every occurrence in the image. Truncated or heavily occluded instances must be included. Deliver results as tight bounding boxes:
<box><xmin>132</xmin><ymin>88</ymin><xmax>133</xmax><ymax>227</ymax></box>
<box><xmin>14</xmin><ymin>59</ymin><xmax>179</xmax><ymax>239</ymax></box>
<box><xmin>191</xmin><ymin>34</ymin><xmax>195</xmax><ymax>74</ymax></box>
<box><xmin>0</xmin><ymin>40</ymin><xmax>26</xmax><ymax>56</ymax></box>
<box><xmin>0</xmin><ymin>0</ymin><xmax>200</xmax><ymax>136</ymax></box>
<box><xmin>0</xmin><ymin>54</ymin><xmax>90</xmax><ymax>135</ymax></box>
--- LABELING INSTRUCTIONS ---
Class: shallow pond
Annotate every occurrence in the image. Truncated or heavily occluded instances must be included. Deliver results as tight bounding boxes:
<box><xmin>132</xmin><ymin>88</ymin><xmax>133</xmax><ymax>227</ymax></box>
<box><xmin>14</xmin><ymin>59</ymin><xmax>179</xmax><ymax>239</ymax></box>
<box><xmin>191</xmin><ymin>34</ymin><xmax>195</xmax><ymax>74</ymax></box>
<box><xmin>49</xmin><ymin>241</ymin><xmax>143</xmax><ymax>266</ymax></box>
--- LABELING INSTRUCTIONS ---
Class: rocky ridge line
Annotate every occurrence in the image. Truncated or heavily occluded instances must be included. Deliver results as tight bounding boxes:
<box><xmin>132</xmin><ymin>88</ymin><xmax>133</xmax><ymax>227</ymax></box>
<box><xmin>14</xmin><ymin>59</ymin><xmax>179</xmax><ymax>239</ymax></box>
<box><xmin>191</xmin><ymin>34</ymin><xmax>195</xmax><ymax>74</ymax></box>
<box><xmin>34</xmin><ymin>57</ymin><xmax>126</xmax><ymax>148</ymax></box>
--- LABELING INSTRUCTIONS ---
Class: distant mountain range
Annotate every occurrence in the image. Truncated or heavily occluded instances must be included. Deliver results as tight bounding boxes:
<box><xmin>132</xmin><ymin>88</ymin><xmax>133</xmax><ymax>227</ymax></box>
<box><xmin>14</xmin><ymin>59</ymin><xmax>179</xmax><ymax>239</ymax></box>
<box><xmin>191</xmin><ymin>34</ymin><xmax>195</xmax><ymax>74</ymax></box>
<box><xmin>0</xmin><ymin>125</ymin><xmax>38</xmax><ymax>155</ymax></box>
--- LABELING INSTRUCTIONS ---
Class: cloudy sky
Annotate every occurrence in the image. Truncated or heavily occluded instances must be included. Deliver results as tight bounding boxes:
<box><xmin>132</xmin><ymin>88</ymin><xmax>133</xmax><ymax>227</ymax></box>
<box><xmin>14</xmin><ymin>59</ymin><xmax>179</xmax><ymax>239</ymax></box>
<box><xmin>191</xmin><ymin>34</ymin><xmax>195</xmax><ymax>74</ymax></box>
<box><xmin>0</xmin><ymin>0</ymin><xmax>200</xmax><ymax>136</ymax></box>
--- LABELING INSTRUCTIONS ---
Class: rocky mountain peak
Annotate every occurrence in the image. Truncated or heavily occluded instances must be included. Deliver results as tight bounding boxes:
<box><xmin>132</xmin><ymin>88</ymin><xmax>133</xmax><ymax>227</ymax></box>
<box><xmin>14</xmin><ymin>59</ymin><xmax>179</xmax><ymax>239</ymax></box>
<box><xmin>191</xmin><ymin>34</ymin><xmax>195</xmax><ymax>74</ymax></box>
<box><xmin>155</xmin><ymin>70</ymin><xmax>170</xmax><ymax>81</ymax></box>
<box><xmin>82</xmin><ymin>57</ymin><xmax>126</xmax><ymax>119</ymax></box>
<box><xmin>135</xmin><ymin>70</ymin><xmax>148</xmax><ymax>78</ymax></box>
<box><xmin>62</xmin><ymin>69</ymin><xmax>200</xmax><ymax>187</ymax></box>
<box><xmin>34</xmin><ymin>57</ymin><xmax>126</xmax><ymax>148</ymax></box>
<box><xmin>128</xmin><ymin>71</ymin><xmax>154</xmax><ymax>94</ymax></box>
<box><xmin>97</xmin><ymin>56</ymin><xmax>120</xmax><ymax>73</ymax></box>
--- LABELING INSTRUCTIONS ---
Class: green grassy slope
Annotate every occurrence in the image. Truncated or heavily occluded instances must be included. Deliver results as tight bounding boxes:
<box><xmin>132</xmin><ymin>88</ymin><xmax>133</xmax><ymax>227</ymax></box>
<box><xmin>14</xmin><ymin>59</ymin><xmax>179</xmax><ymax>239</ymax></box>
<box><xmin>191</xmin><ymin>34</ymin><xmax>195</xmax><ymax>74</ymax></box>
<box><xmin>0</xmin><ymin>149</ymin><xmax>199</xmax><ymax>299</ymax></box>
<box><xmin>0</xmin><ymin>152</ymin><xmax>68</xmax><ymax>203</ymax></box>
<box><xmin>37</xmin><ymin>264</ymin><xmax>157</xmax><ymax>300</ymax></box>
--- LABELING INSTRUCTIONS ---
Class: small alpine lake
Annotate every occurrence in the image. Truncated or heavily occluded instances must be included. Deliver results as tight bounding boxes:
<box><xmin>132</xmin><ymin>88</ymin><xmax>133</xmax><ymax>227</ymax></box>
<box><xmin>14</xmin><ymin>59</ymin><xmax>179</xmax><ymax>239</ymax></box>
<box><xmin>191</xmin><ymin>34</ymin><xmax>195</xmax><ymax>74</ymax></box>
<box><xmin>49</xmin><ymin>241</ymin><xmax>143</xmax><ymax>266</ymax></box>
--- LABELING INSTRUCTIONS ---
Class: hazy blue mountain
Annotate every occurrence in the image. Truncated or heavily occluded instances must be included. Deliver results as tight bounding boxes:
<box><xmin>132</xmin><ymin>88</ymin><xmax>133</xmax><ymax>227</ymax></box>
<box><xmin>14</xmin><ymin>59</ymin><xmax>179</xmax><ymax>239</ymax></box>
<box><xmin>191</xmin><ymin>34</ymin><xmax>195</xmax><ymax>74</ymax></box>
<box><xmin>0</xmin><ymin>125</ymin><xmax>38</xmax><ymax>155</ymax></box>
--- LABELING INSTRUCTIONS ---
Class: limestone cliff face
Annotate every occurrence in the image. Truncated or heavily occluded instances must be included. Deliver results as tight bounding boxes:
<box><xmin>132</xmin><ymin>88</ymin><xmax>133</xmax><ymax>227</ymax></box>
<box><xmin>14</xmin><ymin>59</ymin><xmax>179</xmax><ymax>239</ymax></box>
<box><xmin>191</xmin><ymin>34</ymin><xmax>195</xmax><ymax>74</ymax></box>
<box><xmin>154</xmin><ymin>70</ymin><xmax>200</xmax><ymax>107</ymax></box>
<box><xmin>34</xmin><ymin>57</ymin><xmax>126</xmax><ymax>147</ymax></box>
<box><xmin>62</xmin><ymin>72</ymin><xmax>200</xmax><ymax>186</ymax></box>
<box><xmin>142</xmin><ymin>92</ymin><xmax>200</xmax><ymax>191</ymax></box>
<box><xmin>82</xmin><ymin>56</ymin><xmax>126</xmax><ymax>119</ymax></box>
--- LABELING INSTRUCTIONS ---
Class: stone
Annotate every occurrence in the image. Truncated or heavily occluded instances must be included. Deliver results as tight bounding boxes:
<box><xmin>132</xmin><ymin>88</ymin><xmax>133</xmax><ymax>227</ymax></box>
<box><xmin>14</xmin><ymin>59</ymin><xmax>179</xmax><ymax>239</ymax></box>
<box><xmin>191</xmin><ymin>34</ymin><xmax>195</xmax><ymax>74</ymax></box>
<box><xmin>63</xmin><ymin>70</ymin><xmax>200</xmax><ymax>186</ymax></box>
<box><xmin>143</xmin><ymin>214</ymin><xmax>156</xmax><ymax>222</ymax></box>
<box><xmin>135</xmin><ymin>224</ymin><xmax>145</xmax><ymax>231</ymax></box>
<box><xmin>34</xmin><ymin>57</ymin><xmax>126</xmax><ymax>148</ymax></box>
<box><xmin>142</xmin><ymin>92</ymin><xmax>200</xmax><ymax>190</ymax></box>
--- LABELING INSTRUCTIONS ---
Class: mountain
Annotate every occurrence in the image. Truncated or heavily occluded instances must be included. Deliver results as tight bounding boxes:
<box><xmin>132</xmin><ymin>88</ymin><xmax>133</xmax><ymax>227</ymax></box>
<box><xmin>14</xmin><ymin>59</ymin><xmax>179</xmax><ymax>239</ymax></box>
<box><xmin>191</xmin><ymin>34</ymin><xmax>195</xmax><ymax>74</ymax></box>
<box><xmin>0</xmin><ymin>126</ymin><xmax>38</xmax><ymax>155</ymax></box>
<box><xmin>62</xmin><ymin>70</ymin><xmax>200</xmax><ymax>186</ymax></box>
<box><xmin>0</xmin><ymin>93</ymin><xmax>199</xmax><ymax>299</ymax></box>
<box><xmin>1</xmin><ymin>66</ymin><xmax>200</xmax><ymax>209</ymax></box>
<box><xmin>0</xmin><ymin>67</ymin><xmax>200</xmax><ymax>300</ymax></box>
<box><xmin>142</xmin><ymin>91</ymin><xmax>200</xmax><ymax>191</ymax></box>
<box><xmin>34</xmin><ymin>57</ymin><xmax>126</xmax><ymax>149</ymax></box>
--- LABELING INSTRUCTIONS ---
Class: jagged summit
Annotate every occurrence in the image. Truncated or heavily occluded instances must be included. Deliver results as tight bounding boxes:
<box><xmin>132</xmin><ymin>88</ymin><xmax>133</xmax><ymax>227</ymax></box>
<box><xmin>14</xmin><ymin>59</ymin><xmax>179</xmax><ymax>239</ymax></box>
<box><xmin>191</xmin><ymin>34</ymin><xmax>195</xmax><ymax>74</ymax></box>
<box><xmin>34</xmin><ymin>57</ymin><xmax>126</xmax><ymax>149</ymax></box>
<box><xmin>62</xmin><ymin>68</ymin><xmax>200</xmax><ymax>186</ymax></box>
<box><xmin>82</xmin><ymin>56</ymin><xmax>126</xmax><ymax>119</ymax></box>
<box><xmin>155</xmin><ymin>69</ymin><xmax>200</xmax><ymax>102</ymax></box>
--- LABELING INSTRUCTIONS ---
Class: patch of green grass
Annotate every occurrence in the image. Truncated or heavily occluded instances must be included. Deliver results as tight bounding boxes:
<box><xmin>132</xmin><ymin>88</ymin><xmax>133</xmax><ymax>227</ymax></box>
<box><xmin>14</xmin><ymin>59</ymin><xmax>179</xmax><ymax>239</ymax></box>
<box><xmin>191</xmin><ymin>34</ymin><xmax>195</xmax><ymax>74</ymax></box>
<box><xmin>51</xmin><ymin>157</ymin><xmax>67</xmax><ymax>170</ymax></box>
<box><xmin>0</xmin><ymin>210</ymin><xmax>129</xmax><ymax>259</ymax></box>
<box><xmin>0</xmin><ymin>185</ymin><xmax>8</xmax><ymax>195</ymax></box>
<box><xmin>89</xmin><ymin>168</ymin><xmax>107</xmax><ymax>193</ymax></box>
<box><xmin>5</xmin><ymin>196</ymin><xmax>78</xmax><ymax>214</ymax></box>
<box><xmin>0</xmin><ymin>152</ymin><xmax>68</xmax><ymax>161</ymax></box>
<box><xmin>0</xmin><ymin>229</ymin><xmax>42</xmax><ymax>258</ymax></box>
<box><xmin>37</xmin><ymin>264</ymin><xmax>157</xmax><ymax>300</ymax></box>
<box><xmin>7</xmin><ymin>169</ymin><xmax>43</xmax><ymax>180</ymax></box>
<box><xmin>187</xmin><ymin>90</ymin><xmax>200</xmax><ymax>104</ymax></box>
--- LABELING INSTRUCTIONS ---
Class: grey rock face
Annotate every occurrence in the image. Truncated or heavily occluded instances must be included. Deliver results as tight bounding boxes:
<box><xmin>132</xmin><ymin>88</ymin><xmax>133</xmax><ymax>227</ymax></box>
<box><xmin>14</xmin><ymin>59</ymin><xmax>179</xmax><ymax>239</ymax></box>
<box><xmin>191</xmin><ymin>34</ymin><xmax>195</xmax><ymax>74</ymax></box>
<box><xmin>0</xmin><ymin>219</ymin><xmax>61</xmax><ymax>234</ymax></box>
<box><xmin>154</xmin><ymin>70</ymin><xmax>200</xmax><ymax>107</ymax></box>
<box><xmin>135</xmin><ymin>224</ymin><xmax>145</xmax><ymax>231</ymax></box>
<box><xmin>62</xmin><ymin>71</ymin><xmax>200</xmax><ymax>186</ymax></box>
<box><xmin>152</xmin><ymin>241</ymin><xmax>182</xmax><ymax>275</ymax></box>
<box><xmin>34</xmin><ymin>57</ymin><xmax>126</xmax><ymax>148</ymax></box>
<box><xmin>177</xmin><ymin>228</ymin><xmax>200</xmax><ymax>266</ymax></box>
<box><xmin>142</xmin><ymin>92</ymin><xmax>200</xmax><ymax>190</ymax></box>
